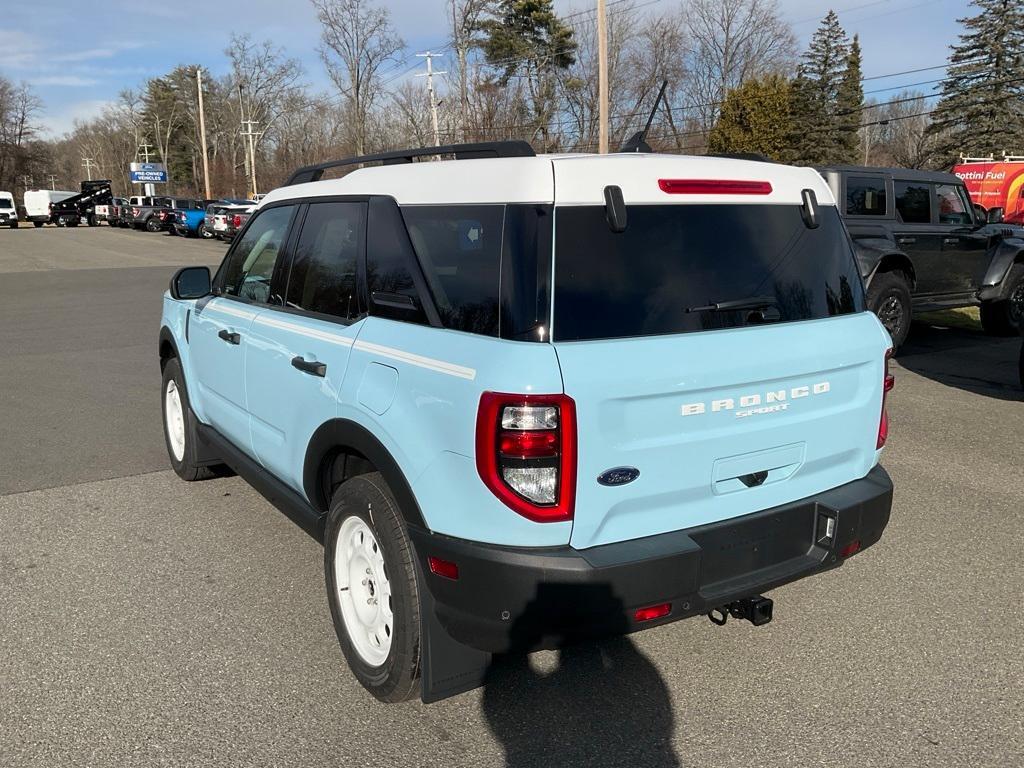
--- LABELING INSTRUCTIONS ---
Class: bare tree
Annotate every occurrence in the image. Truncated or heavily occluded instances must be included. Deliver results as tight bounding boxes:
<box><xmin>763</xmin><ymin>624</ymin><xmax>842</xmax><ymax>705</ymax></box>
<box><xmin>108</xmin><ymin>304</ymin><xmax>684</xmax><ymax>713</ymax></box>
<box><xmin>683</xmin><ymin>0</ymin><xmax>796</xmax><ymax>133</ymax></box>
<box><xmin>450</xmin><ymin>0</ymin><xmax>493</xmax><ymax>139</ymax></box>
<box><xmin>313</xmin><ymin>0</ymin><xmax>405</xmax><ymax>155</ymax></box>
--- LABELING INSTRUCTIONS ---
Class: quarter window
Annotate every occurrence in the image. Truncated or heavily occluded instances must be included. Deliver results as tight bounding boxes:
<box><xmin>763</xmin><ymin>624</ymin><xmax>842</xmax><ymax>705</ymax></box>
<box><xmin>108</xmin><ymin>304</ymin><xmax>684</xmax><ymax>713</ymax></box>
<box><xmin>218</xmin><ymin>205</ymin><xmax>295</xmax><ymax>304</ymax></box>
<box><xmin>894</xmin><ymin>181</ymin><xmax>931</xmax><ymax>223</ymax></box>
<box><xmin>846</xmin><ymin>177</ymin><xmax>886</xmax><ymax>216</ymax></box>
<box><xmin>402</xmin><ymin>205</ymin><xmax>504</xmax><ymax>336</ymax></box>
<box><xmin>285</xmin><ymin>201</ymin><xmax>364</xmax><ymax>320</ymax></box>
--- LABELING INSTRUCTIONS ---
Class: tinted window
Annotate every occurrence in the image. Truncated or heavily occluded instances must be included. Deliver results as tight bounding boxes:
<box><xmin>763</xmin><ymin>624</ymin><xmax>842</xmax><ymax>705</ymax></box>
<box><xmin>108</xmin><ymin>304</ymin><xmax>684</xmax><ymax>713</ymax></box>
<box><xmin>894</xmin><ymin>181</ymin><xmax>931</xmax><ymax>223</ymax></box>
<box><xmin>286</xmin><ymin>201</ymin><xmax>364</xmax><ymax>320</ymax></box>
<box><xmin>366</xmin><ymin>197</ymin><xmax>428</xmax><ymax>324</ymax></box>
<box><xmin>846</xmin><ymin>176</ymin><xmax>886</xmax><ymax>216</ymax></box>
<box><xmin>218</xmin><ymin>205</ymin><xmax>295</xmax><ymax>304</ymax></box>
<box><xmin>402</xmin><ymin>205</ymin><xmax>503</xmax><ymax>336</ymax></box>
<box><xmin>553</xmin><ymin>204</ymin><xmax>863</xmax><ymax>342</ymax></box>
<box><xmin>0</xmin><ymin>199</ymin><xmax>12</xmax><ymax>209</ymax></box>
<box><xmin>935</xmin><ymin>183</ymin><xmax>973</xmax><ymax>225</ymax></box>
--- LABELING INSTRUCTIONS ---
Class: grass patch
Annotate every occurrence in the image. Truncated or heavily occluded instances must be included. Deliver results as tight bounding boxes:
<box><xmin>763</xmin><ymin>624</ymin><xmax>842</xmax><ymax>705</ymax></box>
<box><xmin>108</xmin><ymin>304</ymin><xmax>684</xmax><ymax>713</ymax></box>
<box><xmin>915</xmin><ymin>306</ymin><xmax>982</xmax><ymax>332</ymax></box>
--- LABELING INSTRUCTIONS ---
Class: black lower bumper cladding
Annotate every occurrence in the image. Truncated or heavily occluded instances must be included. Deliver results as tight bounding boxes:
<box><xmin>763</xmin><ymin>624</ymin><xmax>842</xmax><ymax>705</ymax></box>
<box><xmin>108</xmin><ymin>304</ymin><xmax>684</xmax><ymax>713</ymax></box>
<box><xmin>412</xmin><ymin>465</ymin><xmax>893</xmax><ymax>702</ymax></box>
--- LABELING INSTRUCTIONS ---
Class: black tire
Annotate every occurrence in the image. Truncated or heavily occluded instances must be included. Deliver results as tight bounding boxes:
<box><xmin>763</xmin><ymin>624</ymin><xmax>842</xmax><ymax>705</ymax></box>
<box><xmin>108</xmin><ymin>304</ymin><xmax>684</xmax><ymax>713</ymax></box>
<box><xmin>324</xmin><ymin>473</ymin><xmax>421</xmax><ymax>703</ymax></box>
<box><xmin>199</xmin><ymin>223</ymin><xmax>212</xmax><ymax>239</ymax></box>
<box><xmin>867</xmin><ymin>270</ymin><xmax>912</xmax><ymax>350</ymax></box>
<box><xmin>33</xmin><ymin>221</ymin><xmax>43</xmax><ymax>228</ymax></box>
<box><xmin>145</xmin><ymin>217</ymin><xmax>162</xmax><ymax>233</ymax></box>
<box><xmin>979</xmin><ymin>270</ymin><xmax>1024</xmax><ymax>336</ymax></box>
<box><xmin>1019</xmin><ymin>337</ymin><xmax>1024</xmax><ymax>390</ymax></box>
<box><xmin>87</xmin><ymin>214</ymin><xmax>97</xmax><ymax>227</ymax></box>
<box><xmin>9</xmin><ymin>222</ymin><xmax>16</xmax><ymax>229</ymax></box>
<box><xmin>161</xmin><ymin>357</ymin><xmax>215</xmax><ymax>482</ymax></box>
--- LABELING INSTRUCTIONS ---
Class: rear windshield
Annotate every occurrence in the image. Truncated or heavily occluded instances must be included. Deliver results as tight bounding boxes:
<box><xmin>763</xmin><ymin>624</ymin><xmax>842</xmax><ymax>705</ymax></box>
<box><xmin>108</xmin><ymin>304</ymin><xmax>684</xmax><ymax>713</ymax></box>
<box><xmin>553</xmin><ymin>204</ymin><xmax>864</xmax><ymax>342</ymax></box>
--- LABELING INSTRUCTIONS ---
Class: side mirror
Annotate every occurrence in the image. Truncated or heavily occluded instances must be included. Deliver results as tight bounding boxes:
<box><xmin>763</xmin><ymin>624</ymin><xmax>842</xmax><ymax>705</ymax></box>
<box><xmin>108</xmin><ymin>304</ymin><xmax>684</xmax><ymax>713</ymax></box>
<box><xmin>170</xmin><ymin>266</ymin><xmax>211</xmax><ymax>300</ymax></box>
<box><xmin>988</xmin><ymin>207</ymin><xmax>1004</xmax><ymax>224</ymax></box>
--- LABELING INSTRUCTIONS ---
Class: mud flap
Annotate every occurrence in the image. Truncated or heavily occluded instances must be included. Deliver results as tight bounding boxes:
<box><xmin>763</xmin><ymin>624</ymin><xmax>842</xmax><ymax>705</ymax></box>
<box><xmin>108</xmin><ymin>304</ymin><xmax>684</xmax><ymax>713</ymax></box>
<box><xmin>419</xmin><ymin>577</ymin><xmax>492</xmax><ymax>704</ymax></box>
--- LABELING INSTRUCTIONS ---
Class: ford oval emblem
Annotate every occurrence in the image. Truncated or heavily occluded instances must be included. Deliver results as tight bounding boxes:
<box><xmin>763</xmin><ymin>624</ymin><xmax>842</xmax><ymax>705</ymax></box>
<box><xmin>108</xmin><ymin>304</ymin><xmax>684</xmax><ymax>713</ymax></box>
<box><xmin>597</xmin><ymin>467</ymin><xmax>640</xmax><ymax>486</ymax></box>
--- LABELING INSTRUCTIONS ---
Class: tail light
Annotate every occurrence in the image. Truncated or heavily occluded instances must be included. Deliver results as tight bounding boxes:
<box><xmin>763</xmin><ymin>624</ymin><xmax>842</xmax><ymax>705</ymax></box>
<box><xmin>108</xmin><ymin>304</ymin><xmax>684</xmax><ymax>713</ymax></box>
<box><xmin>232</xmin><ymin>214</ymin><xmax>242</xmax><ymax>228</ymax></box>
<box><xmin>877</xmin><ymin>348</ymin><xmax>895</xmax><ymax>449</ymax></box>
<box><xmin>476</xmin><ymin>392</ymin><xmax>576</xmax><ymax>522</ymax></box>
<box><xmin>634</xmin><ymin>603</ymin><xmax>672</xmax><ymax>622</ymax></box>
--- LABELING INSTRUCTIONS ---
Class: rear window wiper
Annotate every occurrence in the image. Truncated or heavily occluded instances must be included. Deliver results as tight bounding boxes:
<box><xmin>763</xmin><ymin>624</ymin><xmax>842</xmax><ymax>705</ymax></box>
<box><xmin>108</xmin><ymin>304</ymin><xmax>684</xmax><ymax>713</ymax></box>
<box><xmin>686</xmin><ymin>296</ymin><xmax>777</xmax><ymax>313</ymax></box>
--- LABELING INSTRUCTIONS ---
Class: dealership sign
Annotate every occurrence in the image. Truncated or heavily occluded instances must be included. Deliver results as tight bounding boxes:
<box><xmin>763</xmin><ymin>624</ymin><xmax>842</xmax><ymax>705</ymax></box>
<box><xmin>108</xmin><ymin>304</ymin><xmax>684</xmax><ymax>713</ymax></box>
<box><xmin>130</xmin><ymin>162</ymin><xmax>167</xmax><ymax>183</ymax></box>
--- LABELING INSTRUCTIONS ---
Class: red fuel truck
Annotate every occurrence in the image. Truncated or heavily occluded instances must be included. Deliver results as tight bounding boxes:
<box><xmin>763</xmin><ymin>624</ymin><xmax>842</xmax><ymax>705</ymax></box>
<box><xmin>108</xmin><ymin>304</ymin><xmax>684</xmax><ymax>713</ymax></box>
<box><xmin>953</xmin><ymin>154</ymin><xmax>1024</xmax><ymax>224</ymax></box>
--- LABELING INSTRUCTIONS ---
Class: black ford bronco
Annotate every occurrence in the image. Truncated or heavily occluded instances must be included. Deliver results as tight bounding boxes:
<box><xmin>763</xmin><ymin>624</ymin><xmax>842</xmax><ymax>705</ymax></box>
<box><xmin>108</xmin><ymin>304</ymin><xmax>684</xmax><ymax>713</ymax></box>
<box><xmin>819</xmin><ymin>166</ymin><xmax>1024</xmax><ymax>348</ymax></box>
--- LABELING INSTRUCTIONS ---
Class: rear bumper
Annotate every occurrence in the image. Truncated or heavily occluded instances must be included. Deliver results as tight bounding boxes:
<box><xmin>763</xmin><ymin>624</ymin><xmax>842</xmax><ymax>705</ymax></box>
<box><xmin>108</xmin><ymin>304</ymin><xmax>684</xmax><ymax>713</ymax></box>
<box><xmin>410</xmin><ymin>466</ymin><xmax>893</xmax><ymax>653</ymax></box>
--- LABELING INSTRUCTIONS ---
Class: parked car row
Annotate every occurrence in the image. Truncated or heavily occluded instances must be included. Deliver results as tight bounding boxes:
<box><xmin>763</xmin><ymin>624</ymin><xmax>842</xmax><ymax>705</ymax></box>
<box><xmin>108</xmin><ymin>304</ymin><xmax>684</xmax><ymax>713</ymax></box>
<box><xmin>101</xmin><ymin>196</ymin><xmax>256</xmax><ymax>242</ymax></box>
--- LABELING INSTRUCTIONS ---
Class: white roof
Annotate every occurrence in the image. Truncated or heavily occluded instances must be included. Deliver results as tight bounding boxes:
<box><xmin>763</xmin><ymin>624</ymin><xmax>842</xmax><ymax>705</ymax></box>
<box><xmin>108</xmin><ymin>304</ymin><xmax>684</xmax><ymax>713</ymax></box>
<box><xmin>259</xmin><ymin>152</ymin><xmax>835</xmax><ymax>208</ymax></box>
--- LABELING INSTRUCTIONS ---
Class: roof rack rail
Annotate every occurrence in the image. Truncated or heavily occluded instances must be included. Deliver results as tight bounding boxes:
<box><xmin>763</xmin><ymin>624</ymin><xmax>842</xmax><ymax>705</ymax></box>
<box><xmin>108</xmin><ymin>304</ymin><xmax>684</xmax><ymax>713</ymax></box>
<box><xmin>284</xmin><ymin>140</ymin><xmax>536</xmax><ymax>186</ymax></box>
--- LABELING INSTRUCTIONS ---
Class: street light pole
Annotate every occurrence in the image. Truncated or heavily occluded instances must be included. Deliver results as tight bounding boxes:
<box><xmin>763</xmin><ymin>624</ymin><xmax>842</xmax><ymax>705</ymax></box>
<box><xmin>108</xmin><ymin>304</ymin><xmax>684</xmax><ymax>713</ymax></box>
<box><xmin>196</xmin><ymin>68</ymin><xmax>212</xmax><ymax>200</ymax></box>
<box><xmin>597</xmin><ymin>0</ymin><xmax>609</xmax><ymax>154</ymax></box>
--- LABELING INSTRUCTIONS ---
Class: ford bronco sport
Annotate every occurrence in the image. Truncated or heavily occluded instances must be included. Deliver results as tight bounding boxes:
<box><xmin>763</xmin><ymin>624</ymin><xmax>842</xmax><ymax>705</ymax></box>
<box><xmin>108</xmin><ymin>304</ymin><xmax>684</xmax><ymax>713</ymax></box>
<box><xmin>160</xmin><ymin>141</ymin><xmax>895</xmax><ymax>703</ymax></box>
<box><xmin>819</xmin><ymin>166</ymin><xmax>1024</xmax><ymax>348</ymax></box>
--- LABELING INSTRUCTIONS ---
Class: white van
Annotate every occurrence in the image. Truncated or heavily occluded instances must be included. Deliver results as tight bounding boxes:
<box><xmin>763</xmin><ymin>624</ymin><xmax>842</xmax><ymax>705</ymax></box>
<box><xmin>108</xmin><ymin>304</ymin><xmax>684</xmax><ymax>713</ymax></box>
<box><xmin>0</xmin><ymin>191</ymin><xmax>17</xmax><ymax>229</ymax></box>
<box><xmin>23</xmin><ymin>189</ymin><xmax>77</xmax><ymax>227</ymax></box>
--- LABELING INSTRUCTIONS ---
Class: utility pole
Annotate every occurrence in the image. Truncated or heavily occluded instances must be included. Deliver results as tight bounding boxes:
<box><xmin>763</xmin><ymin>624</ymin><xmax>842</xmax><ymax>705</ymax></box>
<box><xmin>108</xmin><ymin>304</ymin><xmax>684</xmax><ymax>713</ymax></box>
<box><xmin>47</xmin><ymin>174</ymin><xmax>57</xmax><ymax>190</ymax></box>
<box><xmin>196</xmin><ymin>68</ymin><xmax>212</xmax><ymax>201</ymax></box>
<box><xmin>416</xmin><ymin>51</ymin><xmax>447</xmax><ymax>148</ymax></box>
<box><xmin>21</xmin><ymin>175</ymin><xmax>33</xmax><ymax>190</ymax></box>
<box><xmin>138</xmin><ymin>140</ymin><xmax>155</xmax><ymax>196</ymax></box>
<box><xmin>82</xmin><ymin>157</ymin><xmax>98</xmax><ymax>181</ymax></box>
<box><xmin>238</xmin><ymin>82</ymin><xmax>259</xmax><ymax>199</ymax></box>
<box><xmin>597</xmin><ymin>0</ymin><xmax>609</xmax><ymax>154</ymax></box>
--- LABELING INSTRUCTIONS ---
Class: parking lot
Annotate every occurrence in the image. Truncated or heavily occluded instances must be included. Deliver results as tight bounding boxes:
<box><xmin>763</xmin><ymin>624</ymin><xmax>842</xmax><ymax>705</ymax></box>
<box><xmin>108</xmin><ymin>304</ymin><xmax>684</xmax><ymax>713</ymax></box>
<box><xmin>1</xmin><ymin>225</ymin><xmax>1022</xmax><ymax>767</ymax></box>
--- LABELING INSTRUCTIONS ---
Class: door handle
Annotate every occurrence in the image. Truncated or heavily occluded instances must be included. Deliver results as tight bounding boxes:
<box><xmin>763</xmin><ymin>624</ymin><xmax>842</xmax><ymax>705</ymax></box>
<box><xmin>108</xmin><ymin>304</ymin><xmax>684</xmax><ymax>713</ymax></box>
<box><xmin>897</xmin><ymin>237</ymin><xmax>916</xmax><ymax>245</ymax></box>
<box><xmin>943</xmin><ymin>237</ymin><xmax>959</xmax><ymax>245</ymax></box>
<box><xmin>218</xmin><ymin>329</ymin><xmax>240</xmax><ymax>345</ymax></box>
<box><xmin>291</xmin><ymin>356</ymin><xmax>327</xmax><ymax>377</ymax></box>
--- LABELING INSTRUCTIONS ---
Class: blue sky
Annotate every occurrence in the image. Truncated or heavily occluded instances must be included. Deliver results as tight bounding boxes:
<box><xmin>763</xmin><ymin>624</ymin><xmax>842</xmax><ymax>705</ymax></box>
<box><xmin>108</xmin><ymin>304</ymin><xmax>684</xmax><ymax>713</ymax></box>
<box><xmin>1</xmin><ymin>0</ymin><xmax>972</xmax><ymax>138</ymax></box>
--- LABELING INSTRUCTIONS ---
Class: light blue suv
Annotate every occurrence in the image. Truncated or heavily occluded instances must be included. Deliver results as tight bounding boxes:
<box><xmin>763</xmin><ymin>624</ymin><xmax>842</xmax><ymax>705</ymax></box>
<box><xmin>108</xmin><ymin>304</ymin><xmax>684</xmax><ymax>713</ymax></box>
<box><xmin>160</xmin><ymin>141</ymin><xmax>895</xmax><ymax>703</ymax></box>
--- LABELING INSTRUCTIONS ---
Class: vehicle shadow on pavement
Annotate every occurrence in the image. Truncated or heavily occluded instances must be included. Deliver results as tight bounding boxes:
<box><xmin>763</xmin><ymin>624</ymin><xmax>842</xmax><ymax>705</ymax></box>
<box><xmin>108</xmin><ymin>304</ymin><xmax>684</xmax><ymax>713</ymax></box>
<box><xmin>897</xmin><ymin>322</ymin><xmax>1024</xmax><ymax>401</ymax></box>
<box><xmin>480</xmin><ymin>585</ymin><xmax>681</xmax><ymax>767</ymax></box>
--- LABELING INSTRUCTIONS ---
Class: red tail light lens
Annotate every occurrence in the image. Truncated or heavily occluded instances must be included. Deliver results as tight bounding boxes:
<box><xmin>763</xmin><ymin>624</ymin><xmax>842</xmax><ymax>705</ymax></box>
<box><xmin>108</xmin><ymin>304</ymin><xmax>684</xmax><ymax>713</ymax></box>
<box><xmin>476</xmin><ymin>392</ymin><xmax>576</xmax><ymax>523</ymax></box>
<box><xmin>659</xmin><ymin>179</ymin><xmax>773</xmax><ymax>195</ymax></box>
<box><xmin>634</xmin><ymin>603</ymin><xmax>672</xmax><ymax>622</ymax></box>
<box><xmin>839</xmin><ymin>539</ymin><xmax>861</xmax><ymax>558</ymax></box>
<box><xmin>233</xmin><ymin>214</ymin><xmax>242</xmax><ymax>227</ymax></box>
<box><xmin>877</xmin><ymin>348</ymin><xmax>895</xmax><ymax>449</ymax></box>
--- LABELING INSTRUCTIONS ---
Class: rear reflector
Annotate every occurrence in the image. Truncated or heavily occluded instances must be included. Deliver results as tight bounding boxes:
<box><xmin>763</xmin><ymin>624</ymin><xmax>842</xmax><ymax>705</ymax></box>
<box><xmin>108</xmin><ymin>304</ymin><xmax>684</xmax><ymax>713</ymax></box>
<box><xmin>839</xmin><ymin>540</ymin><xmax>861</xmax><ymax>558</ymax></box>
<box><xmin>877</xmin><ymin>348</ymin><xmax>895</xmax><ymax>449</ymax></box>
<box><xmin>659</xmin><ymin>179</ymin><xmax>773</xmax><ymax>195</ymax></box>
<box><xmin>634</xmin><ymin>603</ymin><xmax>672</xmax><ymax>622</ymax></box>
<box><xmin>428</xmin><ymin>556</ymin><xmax>459</xmax><ymax>580</ymax></box>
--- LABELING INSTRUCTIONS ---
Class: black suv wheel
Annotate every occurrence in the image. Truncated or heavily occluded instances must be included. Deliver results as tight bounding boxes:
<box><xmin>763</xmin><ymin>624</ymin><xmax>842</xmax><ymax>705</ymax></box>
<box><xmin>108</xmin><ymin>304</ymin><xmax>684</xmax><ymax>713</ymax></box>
<box><xmin>867</xmin><ymin>271</ymin><xmax>912</xmax><ymax>349</ymax></box>
<box><xmin>980</xmin><ymin>271</ymin><xmax>1024</xmax><ymax>336</ymax></box>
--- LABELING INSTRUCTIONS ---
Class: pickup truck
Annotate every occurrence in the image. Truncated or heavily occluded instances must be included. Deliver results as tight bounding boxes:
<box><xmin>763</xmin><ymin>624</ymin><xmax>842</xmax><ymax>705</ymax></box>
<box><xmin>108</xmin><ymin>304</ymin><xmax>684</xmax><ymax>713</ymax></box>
<box><xmin>172</xmin><ymin>203</ymin><xmax>217</xmax><ymax>237</ymax></box>
<box><xmin>95</xmin><ymin>197</ymin><xmax>125</xmax><ymax>224</ymax></box>
<box><xmin>819</xmin><ymin>165</ymin><xmax>1024</xmax><ymax>348</ymax></box>
<box><xmin>130</xmin><ymin>197</ymin><xmax>202</xmax><ymax>232</ymax></box>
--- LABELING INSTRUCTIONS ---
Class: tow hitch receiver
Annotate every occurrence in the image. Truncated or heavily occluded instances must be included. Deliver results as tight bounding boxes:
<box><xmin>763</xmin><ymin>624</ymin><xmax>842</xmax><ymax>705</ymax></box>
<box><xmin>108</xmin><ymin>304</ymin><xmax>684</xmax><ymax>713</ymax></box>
<box><xmin>707</xmin><ymin>596</ymin><xmax>774</xmax><ymax>627</ymax></box>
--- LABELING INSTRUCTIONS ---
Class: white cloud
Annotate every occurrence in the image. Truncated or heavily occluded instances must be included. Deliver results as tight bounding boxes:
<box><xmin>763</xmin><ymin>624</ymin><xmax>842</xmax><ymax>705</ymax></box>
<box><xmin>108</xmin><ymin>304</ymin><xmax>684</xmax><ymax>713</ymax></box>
<box><xmin>28</xmin><ymin>75</ymin><xmax>101</xmax><ymax>87</ymax></box>
<box><xmin>38</xmin><ymin>99</ymin><xmax>114</xmax><ymax>139</ymax></box>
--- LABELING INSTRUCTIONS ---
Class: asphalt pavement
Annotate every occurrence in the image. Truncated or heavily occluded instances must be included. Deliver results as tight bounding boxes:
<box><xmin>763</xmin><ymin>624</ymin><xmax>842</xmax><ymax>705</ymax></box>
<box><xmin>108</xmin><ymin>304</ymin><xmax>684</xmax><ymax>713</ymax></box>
<box><xmin>1</xmin><ymin>226</ymin><xmax>1022</xmax><ymax>767</ymax></box>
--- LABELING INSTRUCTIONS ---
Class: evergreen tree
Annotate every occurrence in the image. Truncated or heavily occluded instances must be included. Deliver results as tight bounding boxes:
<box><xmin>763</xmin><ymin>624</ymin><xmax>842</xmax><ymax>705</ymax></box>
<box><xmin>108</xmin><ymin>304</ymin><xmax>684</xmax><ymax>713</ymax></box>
<box><xmin>927</xmin><ymin>0</ymin><xmax>1024</xmax><ymax>163</ymax></box>
<box><xmin>836</xmin><ymin>34</ymin><xmax>864</xmax><ymax>163</ymax></box>
<box><xmin>481</xmin><ymin>0</ymin><xmax>576</xmax><ymax>145</ymax></box>
<box><xmin>707</xmin><ymin>75</ymin><xmax>794</xmax><ymax>161</ymax></box>
<box><xmin>788</xmin><ymin>10</ymin><xmax>851</xmax><ymax>164</ymax></box>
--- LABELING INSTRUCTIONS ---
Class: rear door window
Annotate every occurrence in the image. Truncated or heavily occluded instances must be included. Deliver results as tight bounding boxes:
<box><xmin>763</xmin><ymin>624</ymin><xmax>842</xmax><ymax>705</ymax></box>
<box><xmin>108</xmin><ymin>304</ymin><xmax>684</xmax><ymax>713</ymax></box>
<box><xmin>285</xmin><ymin>201</ymin><xmax>364</xmax><ymax>321</ymax></box>
<box><xmin>846</xmin><ymin>176</ymin><xmax>886</xmax><ymax>216</ymax></box>
<box><xmin>401</xmin><ymin>205</ymin><xmax>504</xmax><ymax>336</ymax></box>
<box><xmin>553</xmin><ymin>204</ymin><xmax>863</xmax><ymax>342</ymax></box>
<box><xmin>894</xmin><ymin>181</ymin><xmax>931</xmax><ymax>223</ymax></box>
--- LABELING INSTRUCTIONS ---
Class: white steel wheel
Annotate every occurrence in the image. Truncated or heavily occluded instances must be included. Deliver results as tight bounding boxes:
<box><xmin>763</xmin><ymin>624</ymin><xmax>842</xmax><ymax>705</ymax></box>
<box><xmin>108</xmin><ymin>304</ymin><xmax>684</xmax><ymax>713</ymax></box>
<box><xmin>333</xmin><ymin>515</ymin><xmax>394</xmax><ymax>667</ymax></box>
<box><xmin>164</xmin><ymin>379</ymin><xmax>186</xmax><ymax>462</ymax></box>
